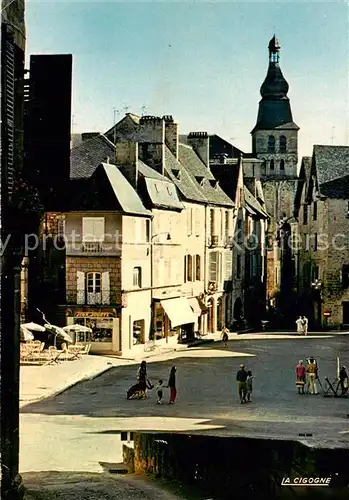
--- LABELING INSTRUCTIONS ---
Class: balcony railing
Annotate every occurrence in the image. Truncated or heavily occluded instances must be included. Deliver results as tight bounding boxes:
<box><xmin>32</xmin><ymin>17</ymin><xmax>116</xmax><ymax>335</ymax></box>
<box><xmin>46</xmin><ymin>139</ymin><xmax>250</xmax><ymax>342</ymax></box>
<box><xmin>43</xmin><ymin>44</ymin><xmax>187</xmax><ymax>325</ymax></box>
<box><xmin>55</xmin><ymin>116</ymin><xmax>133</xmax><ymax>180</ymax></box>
<box><xmin>76</xmin><ymin>289</ymin><xmax>110</xmax><ymax>305</ymax></box>
<box><xmin>66</xmin><ymin>241</ymin><xmax>121</xmax><ymax>256</ymax></box>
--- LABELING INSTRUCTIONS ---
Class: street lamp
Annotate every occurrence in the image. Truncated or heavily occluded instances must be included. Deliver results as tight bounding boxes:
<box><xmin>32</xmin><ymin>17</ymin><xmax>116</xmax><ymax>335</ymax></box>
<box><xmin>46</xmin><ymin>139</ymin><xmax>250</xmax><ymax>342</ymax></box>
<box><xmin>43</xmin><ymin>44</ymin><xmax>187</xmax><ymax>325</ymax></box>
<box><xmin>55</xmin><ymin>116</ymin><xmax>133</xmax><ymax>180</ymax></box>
<box><xmin>150</xmin><ymin>232</ymin><xmax>171</xmax><ymax>343</ymax></box>
<box><xmin>311</xmin><ymin>279</ymin><xmax>323</xmax><ymax>329</ymax></box>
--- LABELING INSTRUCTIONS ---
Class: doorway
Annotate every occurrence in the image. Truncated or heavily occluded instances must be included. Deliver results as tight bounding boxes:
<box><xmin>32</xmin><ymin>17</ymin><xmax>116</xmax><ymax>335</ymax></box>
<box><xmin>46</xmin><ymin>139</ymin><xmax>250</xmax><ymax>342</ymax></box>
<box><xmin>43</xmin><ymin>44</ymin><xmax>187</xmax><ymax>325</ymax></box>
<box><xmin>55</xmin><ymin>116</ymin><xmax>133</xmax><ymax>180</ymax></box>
<box><xmin>207</xmin><ymin>298</ymin><xmax>215</xmax><ymax>333</ymax></box>
<box><xmin>217</xmin><ymin>298</ymin><xmax>224</xmax><ymax>331</ymax></box>
<box><xmin>342</xmin><ymin>302</ymin><xmax>349</xmax><ymax>325</ymax></box>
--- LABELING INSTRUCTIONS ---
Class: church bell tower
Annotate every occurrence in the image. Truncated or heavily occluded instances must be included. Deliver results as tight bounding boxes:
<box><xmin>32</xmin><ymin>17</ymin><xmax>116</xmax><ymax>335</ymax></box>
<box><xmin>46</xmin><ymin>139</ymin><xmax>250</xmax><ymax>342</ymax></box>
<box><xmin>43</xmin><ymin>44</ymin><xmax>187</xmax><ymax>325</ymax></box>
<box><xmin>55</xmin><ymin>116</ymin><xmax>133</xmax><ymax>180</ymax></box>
<box><xmin>251</xmin><ymin>36</ymin><xmax>299</xmax><ymax>178</ymax></box>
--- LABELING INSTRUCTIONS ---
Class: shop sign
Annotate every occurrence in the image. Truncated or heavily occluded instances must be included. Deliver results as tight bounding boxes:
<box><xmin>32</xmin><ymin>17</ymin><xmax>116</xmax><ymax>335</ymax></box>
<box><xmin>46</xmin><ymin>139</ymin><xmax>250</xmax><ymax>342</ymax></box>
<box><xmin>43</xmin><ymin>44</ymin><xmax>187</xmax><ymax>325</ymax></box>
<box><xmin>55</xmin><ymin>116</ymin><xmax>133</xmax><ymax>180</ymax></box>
<box><xmin>74</xmin><ymin>311</ymin><xmax>115</xmax><ymax>318</ymax></box>
<box><xmin>323</xmin><ymin>312</ymin><xmax>331</xmax><ymax>317</ymax></box>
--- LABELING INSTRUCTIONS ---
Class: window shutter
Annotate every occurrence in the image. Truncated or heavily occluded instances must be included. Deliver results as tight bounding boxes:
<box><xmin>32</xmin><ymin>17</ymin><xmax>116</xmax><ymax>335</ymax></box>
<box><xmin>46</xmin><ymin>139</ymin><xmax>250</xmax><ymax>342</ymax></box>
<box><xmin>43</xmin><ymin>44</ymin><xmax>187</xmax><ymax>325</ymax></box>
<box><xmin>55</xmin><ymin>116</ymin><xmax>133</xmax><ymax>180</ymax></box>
<box><xmin>77</xmin><ymin>271</ymin><xmax>85</xmax><ymax>304</ymax></box>
<box><xmin>102</xmin><ymin>271</ymin><xmax>110</xmax><ymax>304</ymax></box>
<box><xmin>194</xmin><ymin>208</ymin><xmax>200</xmax><ymax>236</ymax></box>
<box><xmin>224</xmin><ymin>252</ymin><xmax>233</xmax><ymax>280</ymax></box>
<box><xmin>209</xmin><ymin>252</ymin><xmax>218</xmax><ymax>281</ymax></box>
<box><xmin>82</xmin><ymin>217</ymin><xmax>105</xmax><ymax>241</ymax></box>
<box><xmin>184</xmin><ymin>255</ymin><xmax>187</xmax><ymax>283</ymax></box>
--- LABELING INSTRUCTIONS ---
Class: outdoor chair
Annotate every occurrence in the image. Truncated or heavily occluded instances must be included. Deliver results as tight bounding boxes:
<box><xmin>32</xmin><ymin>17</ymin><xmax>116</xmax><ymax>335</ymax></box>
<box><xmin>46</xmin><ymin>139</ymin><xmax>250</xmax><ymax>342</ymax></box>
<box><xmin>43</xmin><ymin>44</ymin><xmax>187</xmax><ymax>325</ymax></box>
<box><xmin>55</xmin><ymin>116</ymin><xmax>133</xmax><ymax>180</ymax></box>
<box><xmin>81</xmin><ymin>343</ymin><xmax>91</xmax><ymax>355</ymax></box>
<box><xmin>67</xmin><ymin>344</ymin><xmax>85</xmax><ymax>360</ymax></box>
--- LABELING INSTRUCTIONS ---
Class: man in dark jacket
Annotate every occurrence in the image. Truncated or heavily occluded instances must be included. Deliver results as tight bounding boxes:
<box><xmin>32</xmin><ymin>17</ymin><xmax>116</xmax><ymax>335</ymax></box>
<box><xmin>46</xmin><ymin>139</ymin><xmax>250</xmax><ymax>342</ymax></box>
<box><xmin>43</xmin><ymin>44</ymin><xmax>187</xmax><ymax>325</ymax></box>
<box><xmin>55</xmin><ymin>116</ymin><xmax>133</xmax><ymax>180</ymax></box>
<box><xmin>236</xmin><ymin>364</ymin><xmax>248</xmax><ymax>403</ymax></box>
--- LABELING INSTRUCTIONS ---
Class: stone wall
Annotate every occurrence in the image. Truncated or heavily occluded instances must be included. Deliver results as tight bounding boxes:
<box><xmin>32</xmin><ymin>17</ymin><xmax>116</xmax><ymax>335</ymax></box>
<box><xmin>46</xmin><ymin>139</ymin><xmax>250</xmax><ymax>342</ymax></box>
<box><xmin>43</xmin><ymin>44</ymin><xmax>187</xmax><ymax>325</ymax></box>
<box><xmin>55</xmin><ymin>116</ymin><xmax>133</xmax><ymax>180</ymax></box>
<box><xmin>66</xmin><ymin>256</ymin><xmax>121</xmax><ymax>304</ymax></box>
<box><xmin>124</xmin><ymin>433</ymin><xmax>349</xmax><ymax>500</ymax></box>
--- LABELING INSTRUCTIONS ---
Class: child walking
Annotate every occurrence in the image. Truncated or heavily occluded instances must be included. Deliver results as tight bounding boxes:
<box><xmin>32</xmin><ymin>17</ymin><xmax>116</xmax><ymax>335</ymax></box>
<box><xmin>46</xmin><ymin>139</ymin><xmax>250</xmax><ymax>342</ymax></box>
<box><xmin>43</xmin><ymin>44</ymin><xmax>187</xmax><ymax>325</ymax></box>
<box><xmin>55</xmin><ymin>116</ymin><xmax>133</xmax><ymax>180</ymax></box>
<box><xmin>156</xmin><ymin>379</ymin><xmax>163</xmax><ymax>404</ymax></box>
<box><xmin>246</xmin><ymin>370</ymin><xmax>253</xmax><ymax>402</ymax></box>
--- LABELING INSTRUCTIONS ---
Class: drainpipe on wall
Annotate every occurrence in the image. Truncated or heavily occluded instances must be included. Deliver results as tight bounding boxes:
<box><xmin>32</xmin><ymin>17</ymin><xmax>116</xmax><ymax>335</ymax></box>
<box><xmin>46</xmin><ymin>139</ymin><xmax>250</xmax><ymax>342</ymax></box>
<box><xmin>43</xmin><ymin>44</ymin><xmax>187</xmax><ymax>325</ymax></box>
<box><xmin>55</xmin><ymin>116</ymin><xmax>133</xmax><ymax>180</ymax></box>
<box><xmin>203</xmin><ymin>205</ymin><xmax>207</xmax><ymax>334</ymax></box>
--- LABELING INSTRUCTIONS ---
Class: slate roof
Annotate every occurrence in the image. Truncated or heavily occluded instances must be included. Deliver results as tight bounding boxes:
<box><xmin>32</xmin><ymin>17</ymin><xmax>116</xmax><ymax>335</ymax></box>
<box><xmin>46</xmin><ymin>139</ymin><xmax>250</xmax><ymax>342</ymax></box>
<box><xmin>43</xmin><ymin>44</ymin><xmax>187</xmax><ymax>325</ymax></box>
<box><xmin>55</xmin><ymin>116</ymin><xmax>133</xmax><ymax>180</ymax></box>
<box><xmin>209</xmin><ymin>134</ymin><xmax>245</xmax><ymax>160</ymax></box>
<box><xmin>293</xmin><ymin>157</ymin><xmax>312</xmax><ymax>214</ymax></box>
<box><xmin>101</xmin><ymin>163</ymin><xmax>152</xmax><ymax>216</ymax></box>
<box><xmin>178</xmin><ymin>144</ymin><xmax>234</xmax><ymax>207</ymax></box>
<box><xmin>209</xmin><ymin>163</ymin><xmax>240</xmax><ymax>202</ymax></box>
<box><xmin>314</xmin><ymin>145</ymin><xmax>349</xmax><ymax>188</ymax></box>
<box><xmin>137</xmin><ymin>160</ymin><xmax>166</xmax><ymax>181</ymax></box>
<box><xmin>244</xmin><ymin>186</ymin><xmax>269</xmax><ymax>218</ymax></box>
<box><xmin>164</xmin><ymin>147</ymin><xmax>207</xmax><ymax>203</ymax></box>
<box><xmin>70</xmin><ymin>134</ymin><xmax>115</xmax><ymax>179</ymax></box>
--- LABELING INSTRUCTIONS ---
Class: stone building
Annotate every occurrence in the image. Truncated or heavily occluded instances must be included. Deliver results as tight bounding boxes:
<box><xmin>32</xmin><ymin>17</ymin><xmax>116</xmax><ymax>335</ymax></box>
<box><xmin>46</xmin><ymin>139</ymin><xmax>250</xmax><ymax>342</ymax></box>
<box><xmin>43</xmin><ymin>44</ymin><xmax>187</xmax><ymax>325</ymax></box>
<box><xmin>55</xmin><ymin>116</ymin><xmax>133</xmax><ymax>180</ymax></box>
<box><xmin>294</xmin><ymin>145</ymin><xmax>349</xmax><ymax>329</ymax></box>
<box><xmin>108</xmin><ymin>115</ymin><xmax>236</xmax><ymax>335</ymax></box>
<box><xmin>210</xmin><ymin>153</ymin><xmax>269</xmax><ymax>327</ymax></box>
<box><xmin>251</xmin><ymin>36</ymin><xmax>300</xmax><ymax>316</ymax></box>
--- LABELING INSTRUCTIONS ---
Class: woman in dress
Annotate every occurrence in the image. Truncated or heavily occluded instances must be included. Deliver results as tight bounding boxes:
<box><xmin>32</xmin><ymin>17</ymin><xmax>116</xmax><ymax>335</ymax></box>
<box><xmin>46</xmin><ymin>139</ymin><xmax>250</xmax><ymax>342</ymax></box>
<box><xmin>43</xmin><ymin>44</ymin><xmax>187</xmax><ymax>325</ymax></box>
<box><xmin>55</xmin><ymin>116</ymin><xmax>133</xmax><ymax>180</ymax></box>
<box><xmin>295</xmin><ymin>360</ymin><xmax>306</xmax><ymax>394</ymax></box>
<box><xmin>137</xmin><ymin>360</ymin><xmax>152</xmax><ymax>392</ymax></box>
<box><xmin>167</xmin><ymin>366</ymin><xmax>177</xmax><ymax>404</ymax></box>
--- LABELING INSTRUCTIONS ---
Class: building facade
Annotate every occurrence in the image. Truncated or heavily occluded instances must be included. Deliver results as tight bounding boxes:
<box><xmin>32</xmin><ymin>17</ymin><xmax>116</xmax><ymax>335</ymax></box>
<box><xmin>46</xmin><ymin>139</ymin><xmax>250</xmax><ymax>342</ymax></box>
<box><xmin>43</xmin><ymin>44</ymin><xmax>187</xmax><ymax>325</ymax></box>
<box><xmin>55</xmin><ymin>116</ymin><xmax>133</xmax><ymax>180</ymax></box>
<box><xmin>295</xmin><ymin>146</ymin><xmax>349</xmax><ymax>329</ymax></box>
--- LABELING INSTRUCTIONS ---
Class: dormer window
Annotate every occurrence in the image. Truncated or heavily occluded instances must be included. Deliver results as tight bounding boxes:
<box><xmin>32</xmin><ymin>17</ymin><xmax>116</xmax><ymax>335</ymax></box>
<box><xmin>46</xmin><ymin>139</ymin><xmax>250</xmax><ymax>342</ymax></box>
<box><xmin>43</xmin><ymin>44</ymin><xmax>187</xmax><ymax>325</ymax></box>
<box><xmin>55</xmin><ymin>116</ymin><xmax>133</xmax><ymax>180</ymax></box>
<box><xmin>172</xmin><ymin>169</ymin><xmax>181</xmax><ymax>180</ymax></box>
<box><xmin>195</xmin><ymin>176</ymin><xmax>205</xmax><ymax>186</ymax></box>
<box><xmin>270</xmin><ymin>159</ymin><xmax>275</xmax><ymax>170</ymax></box>
<box><xmin>209</xmin><ymin>179</ymin><xmax>219</xmax><ymax>188</ymax></box>
<box><xmin>280</xmin><ymin>159</ymin><xmax>285</xmax><ymax>170</ymax></box>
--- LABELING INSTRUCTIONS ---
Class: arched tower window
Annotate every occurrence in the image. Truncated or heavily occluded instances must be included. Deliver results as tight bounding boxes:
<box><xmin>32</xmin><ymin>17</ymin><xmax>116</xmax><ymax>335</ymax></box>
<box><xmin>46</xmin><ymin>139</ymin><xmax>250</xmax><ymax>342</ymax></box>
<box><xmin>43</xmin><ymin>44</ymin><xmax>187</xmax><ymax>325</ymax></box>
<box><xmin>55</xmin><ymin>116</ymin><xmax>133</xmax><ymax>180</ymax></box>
<box><xmin>280</xmin><ymin>135</ymin><xmax>287</xmax><ymax>152</ymax></box>
<box><xmin>268</xmin><ymin>135</ymin><xmax>275</xmax><ymax>152</ymax></box>
<box><xmin>270</xmin><ymin>159</ymin><xmax>275</xmax><ymax>170</ymax></box>
<box><xmin>280</xmin><ymin>159</ymin><xmax>285</xmax><ymax>170</ymax></box>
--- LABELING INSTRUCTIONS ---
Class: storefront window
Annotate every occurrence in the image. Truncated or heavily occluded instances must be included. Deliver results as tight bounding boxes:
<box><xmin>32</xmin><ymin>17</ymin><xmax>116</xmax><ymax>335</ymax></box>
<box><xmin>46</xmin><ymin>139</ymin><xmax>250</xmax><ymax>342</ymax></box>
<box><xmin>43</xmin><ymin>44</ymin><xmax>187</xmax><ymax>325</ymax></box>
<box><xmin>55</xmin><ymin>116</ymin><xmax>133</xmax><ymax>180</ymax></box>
<box><xmin>74</xmin><ymin>317</ymin><xmax>113</xmax><ymax>343</ymax></box>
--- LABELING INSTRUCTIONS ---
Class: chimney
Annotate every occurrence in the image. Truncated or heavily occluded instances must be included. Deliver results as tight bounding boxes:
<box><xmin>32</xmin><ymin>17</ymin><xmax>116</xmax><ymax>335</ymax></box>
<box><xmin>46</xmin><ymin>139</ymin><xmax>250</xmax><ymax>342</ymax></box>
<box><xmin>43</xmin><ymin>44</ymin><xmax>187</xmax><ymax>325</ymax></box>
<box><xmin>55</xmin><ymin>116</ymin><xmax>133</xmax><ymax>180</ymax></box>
<box><xmin>187</xmin><ymin>132</ymin><xmax>209</xmax><ymax>167</ymax></box>
<box><xmin>81</xmin><ymin>132</ymin><xmax>100</xmax><ymax>142</ymax></box>
<box><xmin>163</xmin><ymin>115</ymin><xmax>179</xmax><ymax>159</ymax></box>
<box><xmin>138</xmin><ymin>116</ymin><xmax>165</xmax><ymax>176</ymax></box>
<box><xmin>115</xmin><ymin>140</ymin><xmax>139</xmax><ymax>189</ymax></box>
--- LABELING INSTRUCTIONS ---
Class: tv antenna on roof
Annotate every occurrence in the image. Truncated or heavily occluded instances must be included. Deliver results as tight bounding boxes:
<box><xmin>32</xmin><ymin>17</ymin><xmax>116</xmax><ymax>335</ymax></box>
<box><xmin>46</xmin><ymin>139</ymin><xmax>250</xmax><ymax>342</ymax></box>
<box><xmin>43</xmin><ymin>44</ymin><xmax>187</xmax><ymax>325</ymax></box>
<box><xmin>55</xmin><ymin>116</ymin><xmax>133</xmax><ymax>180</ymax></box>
<box><xmin>141</xmin><ymin>105</ymin><xmax>147</xmax><ymax>116</ymax></box>
<box><xmin>123</xmin><ymin>105</ymin><xmax>130</xmax><ymax>115</ymax></box>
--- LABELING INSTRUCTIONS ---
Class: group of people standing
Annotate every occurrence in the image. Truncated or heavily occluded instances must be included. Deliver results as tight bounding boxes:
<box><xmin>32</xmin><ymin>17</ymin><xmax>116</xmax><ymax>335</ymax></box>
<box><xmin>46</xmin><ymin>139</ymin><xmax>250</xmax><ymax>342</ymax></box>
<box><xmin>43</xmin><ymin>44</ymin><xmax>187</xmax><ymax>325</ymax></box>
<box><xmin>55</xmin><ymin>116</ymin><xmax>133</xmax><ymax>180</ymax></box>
<box><xmin>296</xmin><ymin>316</ymin><xmax>308</xmax><ymax>335</ymax></box>
<box><xmin>295</xmin><ymin>358</ymin><xmax>319</xmax><ymax>394</ymax></box>
<box><xmin>132</xmin><ymin>360</ymin><xmax>177</xmax><ymax>404</ymax></box>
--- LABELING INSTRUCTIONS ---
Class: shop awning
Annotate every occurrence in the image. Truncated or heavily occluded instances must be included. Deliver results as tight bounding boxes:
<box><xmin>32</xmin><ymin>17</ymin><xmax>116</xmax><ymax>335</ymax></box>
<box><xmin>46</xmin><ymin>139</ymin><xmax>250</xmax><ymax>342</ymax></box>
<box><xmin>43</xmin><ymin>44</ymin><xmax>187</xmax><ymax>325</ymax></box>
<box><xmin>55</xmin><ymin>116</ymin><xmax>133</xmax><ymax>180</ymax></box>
<box><xmin>160</xmin><ymin>298</ymin><xmax>196</xmax><ymax>328</ymax></box>
<box><xmin>188</xmin><ymin>298</ymin><xmax>202</xmax><ymax>316</ymax></box>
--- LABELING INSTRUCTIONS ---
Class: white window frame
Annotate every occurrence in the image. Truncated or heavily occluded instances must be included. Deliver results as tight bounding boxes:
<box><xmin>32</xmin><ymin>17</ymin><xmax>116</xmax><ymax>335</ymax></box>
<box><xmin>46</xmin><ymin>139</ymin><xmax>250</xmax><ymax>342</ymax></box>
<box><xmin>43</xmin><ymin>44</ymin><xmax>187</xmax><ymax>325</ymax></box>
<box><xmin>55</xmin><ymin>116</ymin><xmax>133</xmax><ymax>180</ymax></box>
<box><xmin>133</xmin><ymin>267</ymin><xmax>142</xmax><ymax>288</ymax></box>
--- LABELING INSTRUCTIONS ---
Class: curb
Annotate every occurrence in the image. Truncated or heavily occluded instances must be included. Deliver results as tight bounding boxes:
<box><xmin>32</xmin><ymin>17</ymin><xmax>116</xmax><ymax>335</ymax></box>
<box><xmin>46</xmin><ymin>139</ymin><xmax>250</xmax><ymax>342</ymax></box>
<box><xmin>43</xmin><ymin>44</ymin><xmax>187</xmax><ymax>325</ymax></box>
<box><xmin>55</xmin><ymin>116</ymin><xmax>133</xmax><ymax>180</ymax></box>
<box><xmin>20</xmin><ymin>364</ymin><xmax>116</xmax><ymax>408</ymax></box>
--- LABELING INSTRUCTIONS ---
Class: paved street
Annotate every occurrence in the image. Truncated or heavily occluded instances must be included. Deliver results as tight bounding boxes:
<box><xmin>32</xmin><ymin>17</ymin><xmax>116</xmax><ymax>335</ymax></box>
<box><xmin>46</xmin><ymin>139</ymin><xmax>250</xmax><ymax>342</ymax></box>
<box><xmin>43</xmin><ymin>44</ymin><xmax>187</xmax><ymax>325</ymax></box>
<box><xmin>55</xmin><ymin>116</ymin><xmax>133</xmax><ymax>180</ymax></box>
<box><xmin>20</xmin><ymin>334</ymin><xmax>349</xmax><ymax>481</ymax></box>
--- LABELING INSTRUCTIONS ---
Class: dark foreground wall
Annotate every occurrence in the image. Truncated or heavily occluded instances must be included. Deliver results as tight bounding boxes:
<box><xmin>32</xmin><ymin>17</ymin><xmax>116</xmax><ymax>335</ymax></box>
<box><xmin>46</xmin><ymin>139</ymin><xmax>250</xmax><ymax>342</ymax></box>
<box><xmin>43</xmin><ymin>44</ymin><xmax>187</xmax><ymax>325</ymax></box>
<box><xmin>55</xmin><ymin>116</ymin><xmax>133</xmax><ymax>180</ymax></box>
<box><xmin>123</xmin><ymin>433</ymin><xmax>349</xmax><ymax>500</ymax></box>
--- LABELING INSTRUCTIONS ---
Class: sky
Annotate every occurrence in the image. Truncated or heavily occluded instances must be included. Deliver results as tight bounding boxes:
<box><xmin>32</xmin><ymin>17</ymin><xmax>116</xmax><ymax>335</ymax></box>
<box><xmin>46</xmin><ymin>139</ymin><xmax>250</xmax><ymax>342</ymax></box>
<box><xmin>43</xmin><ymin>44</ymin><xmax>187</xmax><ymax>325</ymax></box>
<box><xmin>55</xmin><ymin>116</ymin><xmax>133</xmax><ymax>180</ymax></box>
<box><xmin>25</xmin><ymin>1</ymin><xmax>349</xmax><ymax>160</ymax></box>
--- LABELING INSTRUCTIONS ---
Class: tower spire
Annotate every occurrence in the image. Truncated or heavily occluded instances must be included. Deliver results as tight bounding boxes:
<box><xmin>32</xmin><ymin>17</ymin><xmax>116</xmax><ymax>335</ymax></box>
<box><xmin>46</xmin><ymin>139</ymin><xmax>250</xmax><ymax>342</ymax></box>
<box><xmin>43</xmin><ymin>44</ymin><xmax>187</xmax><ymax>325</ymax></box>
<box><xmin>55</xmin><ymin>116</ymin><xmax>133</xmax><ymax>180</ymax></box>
<box><xmin>268</xmin><ymin>34</ymin><xmax>280</xmax><ymax>63</ymax></box>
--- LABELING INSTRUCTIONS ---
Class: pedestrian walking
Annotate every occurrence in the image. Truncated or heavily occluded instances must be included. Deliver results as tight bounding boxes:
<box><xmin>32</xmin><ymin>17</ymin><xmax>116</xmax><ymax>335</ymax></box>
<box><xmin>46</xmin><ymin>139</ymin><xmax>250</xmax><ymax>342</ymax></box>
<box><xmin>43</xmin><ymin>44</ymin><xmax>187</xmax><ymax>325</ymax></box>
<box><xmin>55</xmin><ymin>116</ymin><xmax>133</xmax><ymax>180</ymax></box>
<box><xmin>221</xmin><ymin>326</ymin><xmax>229</xmax><ymax>347</ymax></box>
<box><xmin>236</xmin><ymin>364</ymin><xmax>248</xmax><ymax>404</ymax></box>
<box><xmin>339</xmin><ymin>366</ymin><xmax>348</xmax><ymax>396</ymax></box>
<box><xmin>137</xmin><ymin>361</ymin><xmax>153</xmax><ymax>392</ymax></box>
<box><xmin>246</xmin><ymin>370</ymin><xmax>253</xmax><ymax>402</ymax></box>
<box><xmin>302</xmin><ymin>316</ymin><xmax>308</xmax><ymax>335</ymax></box>
<box><xmin>167</xmin><ymin>366</ymin><xmax>177</xmax><ymax>404</ymax></box>
<box><xmin>306</xmin><ymin>357</ymin><xmax>319</xmax><ymax>395</ymax></box>
<box><xmin>156</xmin><ymin>379</ymin><xmax>164</xmax><ymax>404</ymax></box>
<box><xmin>295</xmin><ymin>360</ymin><xmax>306</xmax><ymax>394</ymax></box>
<box><xmin>296</xmin><ymin>316</ymin><xmax>304</xmax><ymax>335</ymax></box>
